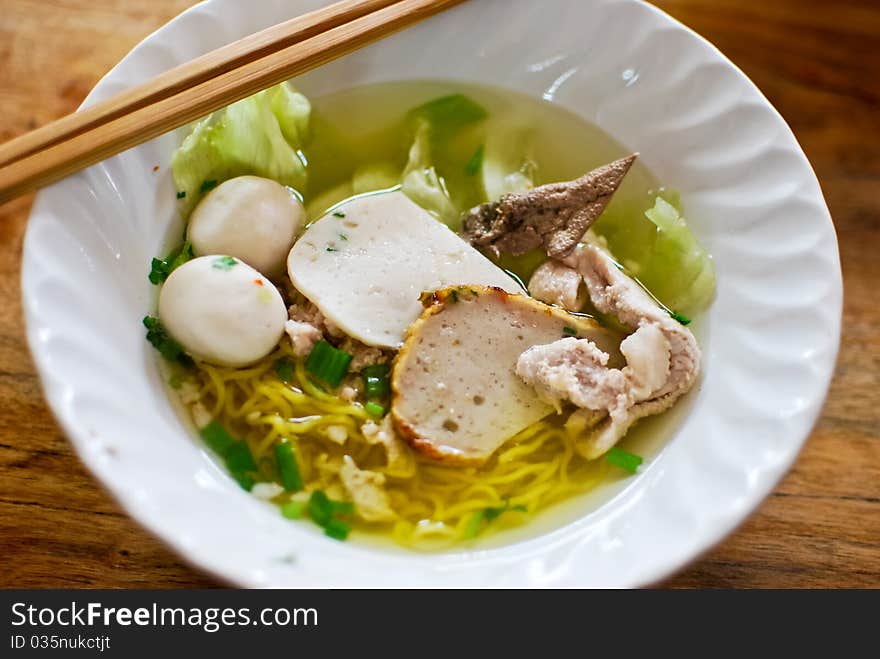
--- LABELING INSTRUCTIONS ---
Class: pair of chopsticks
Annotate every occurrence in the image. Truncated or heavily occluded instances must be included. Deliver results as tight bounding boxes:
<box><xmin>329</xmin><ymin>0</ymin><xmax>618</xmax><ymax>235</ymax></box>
<box><xmin>0</xmin><ymin>0</ymin><xmax>466</xmax><ymax>205</ymax></box>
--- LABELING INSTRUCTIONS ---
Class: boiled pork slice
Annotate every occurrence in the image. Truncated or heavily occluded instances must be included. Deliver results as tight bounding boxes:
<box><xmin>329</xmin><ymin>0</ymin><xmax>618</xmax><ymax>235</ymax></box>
<box><xmin>391</xmin><ymin>285</ymin><xmax>622</xmax><ymax>465</ymax></box>
<box><xmin>516</xmin><ymin>242</ymin><xmax>701</xmax><ymax>458</ymax></box>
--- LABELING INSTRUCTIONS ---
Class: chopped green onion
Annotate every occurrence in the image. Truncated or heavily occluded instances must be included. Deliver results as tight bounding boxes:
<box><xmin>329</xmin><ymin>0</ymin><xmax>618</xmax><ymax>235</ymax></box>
<box><xmin>200</xmin><ymin>420</ymin><xmax>237</xmax><ymax>455</ymax></box>
<box><xmin>362</xmin><ymin>363</ymin><xmax>391</xmax><ymax>399</ymax></box>
<box><xmin>148</xmin><ymin>241</ymin><xmax>193</xmax><ymax>284</ymax></box>
<box><xmin>306</xmin><ymin>340</ymin><xmax>352</xmax><ymax>388</ymax></box>
<box><xmin>563</xmin><ymin>326</ymin><xmax>577</xmax><ymax>336</ymax></box>
<box><xmin>305</xmin><ymin>490</ymin><xmax>354</xmax><ymax>539</ymax></box>
<box><xmin>339</xmin><ymin>233</ymin><xmax>348</xmax><ymax>241</ymax></box>
<box><xmin>143</xmin><ymin>316</ymin><xmax>192</xmax><ymax>366</ymax></box>
<box><xmin>200</xmin><ymin>421</ymin><xmax>257</xmax><ymax>491</ymax></box>
<box><xmin>281</xmin><ymin>501</ymin><xmax>305</xmax><ymax>519</ymax></box>
<box><xmin>323</xmin><ymin>518</ymin><xmax>351</xmax><ymax>540</ymax></box>
<box><xmin>176</xmin><ymin>190</ymin><xmax>186</xmax><ymax>199</ymax></box>
<box><xmin>670</xmin><ymin>311</ymin><xmax>691</xmax><ymax>325</ymax></box>
<box><xmin>274</xmin><ymin>442</ymin><xmax>303</xmax><ymax>491</ymax></box>
<box><xmin>463</xmin><ymin>511</ymin><xmax>484</xmax><ymax>539</ymax></box>
<box><xmin>212</xmin><ymin>255</ymin><xmax>238</xmax><ymax>270</ymax></box>
<box><xmin>462</xmin><ymin>500</ymin><xmax>527</xmax><ymax>539</ymax></box>
<box><xmin>332</xmin><ymin>211</ymin><xmax>346</xmax><ymax>218</ymax></box>
<box><xmin>326</xmin><ymin>246</ymin><xmax>337</xmax><ymax>252</ymax></box>
<box><xmin>308</xmin><ymin>490</ymin><xmax>334</xmax><ymax>526</ymax></box>
<box><xmin>200</xmin><ymin>179</ymin><xmax>218</xmax><ymax>193</ymax></box>
<box><xmin>225</xmin><ymin>441</ymin><xmax>257</xmax><ymax>474</ymax></box>
<box><xmin>274</xmin><ymin>357</ymin><xmax>294</xmax><ymax>383</ymax></box>
<box><xmin>365</xmin><ymin>401</ymin><xmax>386</xmax><ymax>418</ymax></box>
<box><xmin>606</xmin><ymin>446</ymin><xmax>643</xmax><ymax>473</ymax></box>
<box><xmin>464</xmin><ymin>144</ymin><xmax>485</xmax><ymax>176</ymax></box>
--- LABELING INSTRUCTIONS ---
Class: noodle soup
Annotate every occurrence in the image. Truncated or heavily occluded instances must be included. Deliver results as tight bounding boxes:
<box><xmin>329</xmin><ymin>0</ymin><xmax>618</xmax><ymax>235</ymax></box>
<box><xmin>147</xmin><ymin>81</ymin><xmax>714</xmax><ymax>548</ymax></box>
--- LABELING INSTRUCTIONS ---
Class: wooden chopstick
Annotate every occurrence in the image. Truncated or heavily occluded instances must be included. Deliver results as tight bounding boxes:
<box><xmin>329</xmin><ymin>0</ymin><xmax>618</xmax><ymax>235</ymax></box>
<box><xmin>0</xmin><ymin>0</ymin><xmax>467</xmax><ymax>204</ymax></box>
<box><xmin>0</xmin><ymin>0</ymin><xmax>400</xmax><ymax>170</ymax></box>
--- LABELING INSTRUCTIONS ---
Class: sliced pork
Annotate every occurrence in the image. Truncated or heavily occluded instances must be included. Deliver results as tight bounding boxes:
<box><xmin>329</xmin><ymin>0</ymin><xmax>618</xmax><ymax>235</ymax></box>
<box><xmin>528</xmin><ymin>260</ymin><xmax>586</xmax><ymax>311</ymax></box>
<box><xmin>516</xmin><ymin>242</ymin><xmax>700</xmax><ymax>458</ymax></box>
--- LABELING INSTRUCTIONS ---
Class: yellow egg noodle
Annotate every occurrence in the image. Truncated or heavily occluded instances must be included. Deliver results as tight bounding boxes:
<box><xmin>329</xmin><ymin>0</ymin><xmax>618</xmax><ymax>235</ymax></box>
<box><xmin>187</xmin><ymin>340</ymin><xmax>610</xmax><ymax>548</ymax></box>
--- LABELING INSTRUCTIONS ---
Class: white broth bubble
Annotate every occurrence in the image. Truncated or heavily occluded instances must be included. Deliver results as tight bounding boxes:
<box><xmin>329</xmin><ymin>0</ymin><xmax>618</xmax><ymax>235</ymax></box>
<box><xmin>188</xmin><ymin>176</ymin><xmax>306</xmax><ymax>277</ymax></box>
<box><xmin>158</xmin><ymin>255</ymin><xmax>287</xmax><ymax>367</ymax></box>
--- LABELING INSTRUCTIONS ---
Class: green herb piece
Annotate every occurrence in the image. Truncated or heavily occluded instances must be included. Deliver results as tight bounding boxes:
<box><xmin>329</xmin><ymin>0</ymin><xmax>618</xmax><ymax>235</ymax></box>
<box><xmin>281</xmin><ymin>501</ymin><xmax>305</xmax><ymax>519</ymax></box>
<box><xmin>670</xmin><ymin>311</ymin><xmax>691</xmax><ymax>325</ymax></box>
<box><xmin>200</xmin><ymin>179</ymin><xmax>219</xmax><ymax>193</ymax></box>
<box><xmin>338</xmin><ymin>233</ymin><xmax>348</xmax><ymax>241</ymax></box>
<box><xmin>176</xmin><ymin>190</ymin><xmax>187</xmax><ymax>199</ymax></box>
<box><xmin>148</xmin><ymin>241</ymin><xmax>193</xmax><ymax>285</ymax></box>
<box><xmin>323</xmin><ymin>518</ymin><xmax>351</xmax><ymax>540</ymax></box>
<box><xmin>464</xmin><ymin>144</ymin><xmax>485</xmax><ymax>176</ymax></box>
<box><xmin>362</xmin><ymin>363</ymin><xmax>391</xmax><ymax>399</ymax></box>
<box><xmin>305</xmin><ymin>340</ymin><xmax>352</xmax><ymax>388</ymax></box>
<box><xmin>200</xmin><ymin>420</ymin><xmax>237</xmax><ymax>455</ymax></box>
<box><xmin>462</xmin><ymin>500</ymin><xmax>527</xmax><ymax>539</ymax></box>
<box><xmin>274</xmin><ymin>357</ymin><xmax>295</xmax><ymax>383</ymax></box>
<box><xmin>169</xmin><ymin>242</ymin><xmax>194</xmax><ymax>271</ymax></box>
<box><xmin>365</xmin><ymin>401</ymin><xmax>386</xmax><ymax>419</ymax></box>
<box><xmin>274</xmin><ymin>442</ymin><xmax>303</xmax><ymax>492</ymax></box>
<box><xmin>605</xmin><ymin>446</ymin><xmax>643</xmax><ymax>474</ymax></box>
<box><xmin>308</xmin><ymin>490</ymin><xmax>334</xmax><ymax>526</ymax></box>
<box><xmin>200</xmin><ymin>421</ymin><xmax>257</xmax><ymax>491</ymax></box>
<box><xmin>143</xmin><ymin>316</ymin><xmax>192</xmax><ymax>366</ymax></box>
<box><xmin>326</xmin><ymin>246</ymin><xmax>337</xmax><ymax>252</ymax></box>
<box><xmin>212</xmin><ymin>255</ymin><xmax>238</xmax><ymax>270</ymax></box>
<box><xmin>332</xmin><ymin>211</ymin><xmax>346</xmax><ymax>218</ymax></box>
<box><xmin>563</xmin><ymin>326</ymin><xmax>577</xmax><ymax>336</ymax></box>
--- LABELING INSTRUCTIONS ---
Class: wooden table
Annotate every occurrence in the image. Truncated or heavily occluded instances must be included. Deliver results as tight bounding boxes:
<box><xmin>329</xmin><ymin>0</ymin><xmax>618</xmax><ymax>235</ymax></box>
<box><xmin>1</xmin><ymin>0</ymin><xmax>877</xmax><ymax>588</ymax></box>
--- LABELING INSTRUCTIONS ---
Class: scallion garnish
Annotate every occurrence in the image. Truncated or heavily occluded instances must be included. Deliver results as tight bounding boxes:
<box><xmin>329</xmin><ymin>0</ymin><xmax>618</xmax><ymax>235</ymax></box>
<box><xmin>332</xmin><ymin>211</ymin><xmax>346</xmax><ymax>218</ymax></box>
<box><xmin>563</xmin><ymin>326</ymin><xmax>577</xmax><ymax>336</ymax></box>
<box><xmin>212</xmin><ymin>255</ymin><xmax>238</xmax><ymax>270</ymax></box>
<box><xmin>305</xmin><ymin>340</ymin><xmax>352</xmax><ymax>388</ymax></box>
<box><xmin>274</xmin><ymin>442</ymin><xmax>303</xmax><ymax>491</ymax></box>
<box><xmin>148</xmin><ymin>241</ymin><xmax>193</xmax><ymax>284</ymax></box>
<box><xmin>176</xmin><ymin>190</ymin><xmax>186</xmax><ymax>199</ymax></box>
<box><xmin>362</xmin><ymin>363</ymin><xmax>391</xmax><ymax>399</ymax></box>
<box><xmin>365</xmin><ymin>401</ymin><xmax>386</xmax><ymax>418</ymax></box>
<box><xmin>323</xmin><ymin>518</ymin><xmax>351</xmax><ymax>540</ymax></box>
<box><xmin>462</xmin><ymin>500</ymin><xmax>527</xmax><ymax>539</ymax></box>
<box><xmin>670</xmin><ymin>311</ymin><xmax>691</xmax><ymax>325</ymax></box>
<box><xmin>200</xmin><ymin>421</ymin><xmax>258</xmax><ymax>491</ymax></box>
<box><xmin>200</xmin><ymin>179</ymin><xmax>218</xmax><ymax>193</ymax></box>
<box><xmin>143</xmin><ymin>316</ymin><xmax>192</xmax><ymax>366</ymax></box>
<box><xmin>605</xmin><ymin>446</ymin><xmax>643</xmax><ymax>473</ymax></box>
<box><xmin>464</xmin><ymin>144</ymin><xmax>485</xmax><ymax>176</ymax></box>
<box><xmin>280</xmin><ymin>501</ymin><xmax>305</xmax><ymax>519</ymax></box>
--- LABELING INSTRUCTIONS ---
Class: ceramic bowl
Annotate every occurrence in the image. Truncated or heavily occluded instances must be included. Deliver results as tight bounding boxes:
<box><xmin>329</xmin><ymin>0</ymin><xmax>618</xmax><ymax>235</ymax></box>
<box><xmin>22</xmin><ymin>0</ymin><xmax>841</xmax><ymax>587</ymax></box>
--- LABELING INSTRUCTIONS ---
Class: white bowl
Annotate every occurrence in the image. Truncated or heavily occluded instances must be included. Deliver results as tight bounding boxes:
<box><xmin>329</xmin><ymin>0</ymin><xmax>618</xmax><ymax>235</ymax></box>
<box><xmin>22</xmin><ymin>0</ymin><xmax>841</xmax><ymax>587</ymax></box>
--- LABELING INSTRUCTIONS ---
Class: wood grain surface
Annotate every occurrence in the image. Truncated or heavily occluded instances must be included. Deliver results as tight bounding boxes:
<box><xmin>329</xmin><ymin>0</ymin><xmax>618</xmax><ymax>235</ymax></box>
<box><xmin>0</xmin><ymin>0</ymin><xmax>877</xmax><ymax>588</ymax></box>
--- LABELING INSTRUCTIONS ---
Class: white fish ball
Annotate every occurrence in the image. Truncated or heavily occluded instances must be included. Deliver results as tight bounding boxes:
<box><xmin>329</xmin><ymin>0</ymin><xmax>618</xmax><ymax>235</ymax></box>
<box><xmin>188</xmin><ymin>176</ymin><xmax>306</xmax><ymax>277</ymax></box>
<box><xmin>158</xmin><ymin>255</ymin><xmax>287</xmax><ymax>367</ymax></box>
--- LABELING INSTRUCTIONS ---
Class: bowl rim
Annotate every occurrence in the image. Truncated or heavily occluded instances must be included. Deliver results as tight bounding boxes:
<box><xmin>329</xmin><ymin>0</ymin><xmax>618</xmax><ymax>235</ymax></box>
<box><xmin>22</xmin><ymin>0</ymin><xmax>842</xmax><ymax>587</ymax></box>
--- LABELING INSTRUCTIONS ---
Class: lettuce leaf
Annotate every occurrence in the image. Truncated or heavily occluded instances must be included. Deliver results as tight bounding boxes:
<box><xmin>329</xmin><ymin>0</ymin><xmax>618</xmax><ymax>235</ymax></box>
<box><xmin>171</xmin><ymin>82</ymin><xmax>311</xmax><ymax>213</ymax></box>
<box><xmin>481</xmin><ymin>121</ymin><xmax>536</xmax><ymax>200</ymax></box>
<box><xmin>640</xmin><ymin>196</ymin><xmax>715</xmax><ymax>312</ymax></box>
<box><xmin>401</xmin><ymin>121</ymin><xmax>459</xmax><ymax>223</ymax></box>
